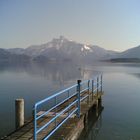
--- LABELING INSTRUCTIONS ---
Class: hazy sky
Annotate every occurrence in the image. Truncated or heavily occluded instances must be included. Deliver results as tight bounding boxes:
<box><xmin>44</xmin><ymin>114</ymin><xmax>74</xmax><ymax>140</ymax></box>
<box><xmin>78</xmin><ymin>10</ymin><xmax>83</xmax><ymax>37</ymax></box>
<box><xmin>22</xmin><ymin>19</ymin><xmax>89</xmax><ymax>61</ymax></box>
<box><xmin>0</xmin><ymin>0</ymin><xmax>140</xmax><ymax>51</ymax></box>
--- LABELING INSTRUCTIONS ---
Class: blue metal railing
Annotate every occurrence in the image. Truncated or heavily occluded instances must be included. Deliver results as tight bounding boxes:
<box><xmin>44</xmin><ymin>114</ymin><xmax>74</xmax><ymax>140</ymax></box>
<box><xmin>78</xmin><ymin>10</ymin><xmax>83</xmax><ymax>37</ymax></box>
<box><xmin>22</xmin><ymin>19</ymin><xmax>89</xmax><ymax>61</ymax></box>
<box><xmin>33</xmin><ymin>74</ymin><xmax>102</xmax><ymax>140</ymax></box>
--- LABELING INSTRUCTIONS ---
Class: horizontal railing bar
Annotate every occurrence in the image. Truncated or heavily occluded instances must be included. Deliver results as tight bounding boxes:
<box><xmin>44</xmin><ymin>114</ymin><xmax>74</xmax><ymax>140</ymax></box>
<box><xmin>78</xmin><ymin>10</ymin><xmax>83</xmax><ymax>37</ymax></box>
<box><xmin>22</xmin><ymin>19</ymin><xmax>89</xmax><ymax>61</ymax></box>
<box><xmin>35</xmin><ymin>84</ymin><xmax>78</xmax><ymax>107</ymax></box>
<box><xmin>80</xmin><ymin>87</ymin><xmax>89</xmax><ymax>93</ymax></box>
<box><xmin>80</xmin><ymin>95</ymin><xmax>88</xmax><ymax>102</ymax></box>
<box><xmin>36</xmin><ymin>92</ymin><xmax>77</xmax><ymax>120</ymax></box>
<box><xmin>43</xmin><ymin>108</ymin><xmax>78</xmax><ymax>140</ymax></box>
<box><xmin>93</xmin><ymin>84</ymin><xmax>101</xmax><ymax>92</ymax></box>
<box><xmin>37</xmin><ymin>99</ymin><xmax>78</xmax><ymax>134</ymax></box>
<box><xmin>93</xmin><ymin>87</ymin><xmax>98</xmax><ymax>92</ymax></box>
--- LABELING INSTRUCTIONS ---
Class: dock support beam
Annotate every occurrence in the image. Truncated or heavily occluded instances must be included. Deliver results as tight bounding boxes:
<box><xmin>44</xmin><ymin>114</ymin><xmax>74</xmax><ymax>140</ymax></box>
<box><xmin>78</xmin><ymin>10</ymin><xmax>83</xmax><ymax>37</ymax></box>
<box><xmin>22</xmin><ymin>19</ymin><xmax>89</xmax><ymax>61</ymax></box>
<box><xmin>15</xmin><ymin>99</ymin><xmax>24</xmax><ymax>129</ymax></box>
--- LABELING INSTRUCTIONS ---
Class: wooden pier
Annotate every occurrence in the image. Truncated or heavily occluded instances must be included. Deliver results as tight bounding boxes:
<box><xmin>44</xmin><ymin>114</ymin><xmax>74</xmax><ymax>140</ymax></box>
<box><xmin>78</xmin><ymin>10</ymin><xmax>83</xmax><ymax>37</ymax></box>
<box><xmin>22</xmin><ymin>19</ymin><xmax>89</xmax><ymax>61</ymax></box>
<box><xmin>2</xmin><ymin>91</ymin><xmax>103</xmax><ymax>140</ymax></box>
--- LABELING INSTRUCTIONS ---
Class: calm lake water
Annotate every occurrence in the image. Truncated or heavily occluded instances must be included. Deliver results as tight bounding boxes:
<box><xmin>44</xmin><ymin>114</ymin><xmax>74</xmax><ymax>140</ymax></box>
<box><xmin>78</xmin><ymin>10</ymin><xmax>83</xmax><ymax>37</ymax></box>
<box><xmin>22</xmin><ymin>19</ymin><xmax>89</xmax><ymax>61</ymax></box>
<box><xmin>0</xmin><ymin>61</ymin><xmax>140</xmax><ymax>139</ymax></box>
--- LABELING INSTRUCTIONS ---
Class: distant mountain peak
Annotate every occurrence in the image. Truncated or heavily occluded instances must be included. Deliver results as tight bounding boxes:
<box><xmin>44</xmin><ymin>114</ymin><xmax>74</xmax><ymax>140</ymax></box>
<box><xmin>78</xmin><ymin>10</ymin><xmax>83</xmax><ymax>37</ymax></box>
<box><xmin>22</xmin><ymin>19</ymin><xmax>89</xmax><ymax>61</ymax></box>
<box><xmin>2</xmin><ymin>36</ymin><xmax>118</xmax><ymax>61</ymax></box>
<box><xmin>51</xmin><ymin>36</ymin><xmax>76</xmax><ymax>45</ymax></box>
<box><xmin>3</xmin><ymin>36</ymin><xmax>140</xmax><ymax>63</ymax></box>
<box><xmin>59</xmin><ymin>35</ymin><xmax>66</xmax><ymax>40</ymax></box>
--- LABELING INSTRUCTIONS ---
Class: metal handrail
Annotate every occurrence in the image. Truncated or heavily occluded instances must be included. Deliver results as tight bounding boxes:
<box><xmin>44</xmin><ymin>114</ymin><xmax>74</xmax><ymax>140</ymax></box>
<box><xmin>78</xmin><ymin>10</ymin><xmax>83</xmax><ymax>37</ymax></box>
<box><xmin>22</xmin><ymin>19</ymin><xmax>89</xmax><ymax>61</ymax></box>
<box><xmin>35</xmin><ymin>84</ymin><xmax>78</xmax><ymax>107</ymax></box>
<box><xmin>33</xmin><ymin>74</ymin><xmax>103</xmax><ymax>140</ymax></box>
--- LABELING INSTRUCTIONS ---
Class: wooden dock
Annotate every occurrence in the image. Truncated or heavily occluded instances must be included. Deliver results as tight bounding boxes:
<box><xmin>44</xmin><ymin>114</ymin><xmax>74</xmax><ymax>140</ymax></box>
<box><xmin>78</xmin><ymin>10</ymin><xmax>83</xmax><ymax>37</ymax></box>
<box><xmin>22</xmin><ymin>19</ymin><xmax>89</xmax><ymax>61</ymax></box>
<box><xmin>2</xmin><ymin>91</ymin><xmax>103</xmax><ymax>140</ymax></box>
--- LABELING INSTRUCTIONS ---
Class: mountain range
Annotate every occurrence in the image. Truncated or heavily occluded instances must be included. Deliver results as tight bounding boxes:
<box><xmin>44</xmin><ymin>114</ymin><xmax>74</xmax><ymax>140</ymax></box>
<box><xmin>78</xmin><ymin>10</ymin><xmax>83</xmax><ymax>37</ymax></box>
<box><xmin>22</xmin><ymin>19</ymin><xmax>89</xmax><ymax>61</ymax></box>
<box><xmin>1</xmin><ymin>36</ymin><xmax>140</xmax><ymax>63</ymax></box>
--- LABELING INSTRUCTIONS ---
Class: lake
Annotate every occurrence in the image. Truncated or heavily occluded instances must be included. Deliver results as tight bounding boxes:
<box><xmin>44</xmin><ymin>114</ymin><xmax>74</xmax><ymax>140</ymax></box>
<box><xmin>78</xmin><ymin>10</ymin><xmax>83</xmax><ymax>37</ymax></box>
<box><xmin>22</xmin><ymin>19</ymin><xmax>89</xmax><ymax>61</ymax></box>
<box><xmin>0</xmin><ymin>61</ymin><xmax>140</xmax><ymax>139</ymax></box>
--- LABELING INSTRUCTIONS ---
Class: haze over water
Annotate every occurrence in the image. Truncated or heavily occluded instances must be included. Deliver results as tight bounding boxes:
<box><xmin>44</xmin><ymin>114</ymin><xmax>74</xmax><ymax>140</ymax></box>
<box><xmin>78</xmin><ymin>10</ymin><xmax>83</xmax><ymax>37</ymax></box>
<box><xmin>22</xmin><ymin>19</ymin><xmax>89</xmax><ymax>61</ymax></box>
<box><xmin>0</xmin><ymin>61</ymin><xmax>140</xmax><ymax>139</ymax></box>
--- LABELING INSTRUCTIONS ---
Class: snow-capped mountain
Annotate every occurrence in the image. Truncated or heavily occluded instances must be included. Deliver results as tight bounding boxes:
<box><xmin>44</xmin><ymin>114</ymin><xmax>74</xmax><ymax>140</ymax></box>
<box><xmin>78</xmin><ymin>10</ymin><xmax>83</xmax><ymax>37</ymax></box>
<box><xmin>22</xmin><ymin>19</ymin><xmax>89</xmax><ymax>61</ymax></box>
<box><xmin>2</xmin><ymin>36</ymin><xmax>140</xmax><ymax>63</ymax></box>
<box><xmin>6</xmin><ymin>36</ymin><xmax>116</xmax><ymax>62</ymax></box>
<box><xmin>30</xmin><ymin>36</ymin><xmax>117</xmax><ymax>62</ymax></box>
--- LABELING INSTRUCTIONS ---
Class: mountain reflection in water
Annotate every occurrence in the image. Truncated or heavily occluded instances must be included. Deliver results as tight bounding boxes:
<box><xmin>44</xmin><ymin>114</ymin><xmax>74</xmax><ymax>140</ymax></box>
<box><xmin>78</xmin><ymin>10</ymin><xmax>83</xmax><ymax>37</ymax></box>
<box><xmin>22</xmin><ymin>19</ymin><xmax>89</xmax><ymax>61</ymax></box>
<box><xmin>0</xmin><ymin>61</ymin><xmax>96</xmax><ymax>85</ymax></box>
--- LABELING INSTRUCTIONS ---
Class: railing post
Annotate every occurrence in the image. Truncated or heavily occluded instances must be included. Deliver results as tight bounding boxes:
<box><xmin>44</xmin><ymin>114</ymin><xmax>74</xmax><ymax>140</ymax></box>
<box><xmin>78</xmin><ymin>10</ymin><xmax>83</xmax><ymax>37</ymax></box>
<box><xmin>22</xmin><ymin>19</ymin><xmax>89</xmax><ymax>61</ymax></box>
<box><xmin>34</xmin><ymin>105</ymin><xmax>37</xmax><ymax>140</ymax></box>
<box><xmin>87</xmin><ymin>80</ymin><xmax>90</xmax><ymax>104</ymax></box>
<box><xmin>92</xmin><ymin>79</ymin><xmax>94</xmax><ymax>100</ymax></box>
<box><xmin>15</xmin><ymin>99</ymin><xmax>24</xmax><ymax>129</ymax></box>
<box><xmin>77</xmin><ymin>80</ymin><xmax>81</xmax><ymax>118</ymax></box>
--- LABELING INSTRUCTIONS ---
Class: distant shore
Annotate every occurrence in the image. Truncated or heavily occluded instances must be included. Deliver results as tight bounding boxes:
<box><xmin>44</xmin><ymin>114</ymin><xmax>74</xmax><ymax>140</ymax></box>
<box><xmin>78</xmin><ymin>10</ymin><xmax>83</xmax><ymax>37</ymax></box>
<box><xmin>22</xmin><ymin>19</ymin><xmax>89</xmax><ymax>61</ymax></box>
<box><xmin>104</xmin><ymin>58</ymin><xmax>140</xmax><ymax>63</ymax></box>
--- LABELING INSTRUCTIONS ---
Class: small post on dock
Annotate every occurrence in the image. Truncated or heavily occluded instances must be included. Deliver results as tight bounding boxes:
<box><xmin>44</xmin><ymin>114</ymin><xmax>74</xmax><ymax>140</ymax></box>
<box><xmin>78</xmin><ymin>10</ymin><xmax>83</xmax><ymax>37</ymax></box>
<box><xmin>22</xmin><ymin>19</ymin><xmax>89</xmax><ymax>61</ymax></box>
<box><xmin>15</xmin><ymin>99</ymin><xmax>24</xmax><ymax>129</ymax></box>
<box><xmin>77</xmin><ymin>80</ymin><xmax>81</xmax><ymax>118</ymax></box>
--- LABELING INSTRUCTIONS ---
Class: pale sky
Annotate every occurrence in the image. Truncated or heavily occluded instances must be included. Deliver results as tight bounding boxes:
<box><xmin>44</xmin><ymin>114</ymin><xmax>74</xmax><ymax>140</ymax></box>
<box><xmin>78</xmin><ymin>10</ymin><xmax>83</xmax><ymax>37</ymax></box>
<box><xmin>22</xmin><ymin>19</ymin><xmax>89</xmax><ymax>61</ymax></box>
<box><xmin>0</xmin><ymin>0</ymin><xmax>140</xmax><ymax>51</ymax></box>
